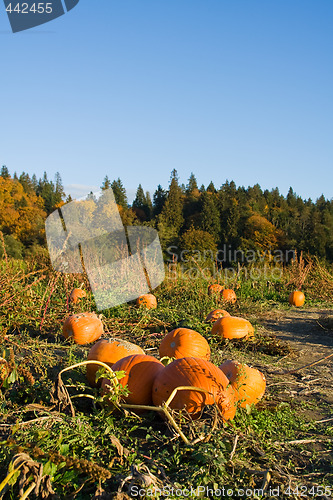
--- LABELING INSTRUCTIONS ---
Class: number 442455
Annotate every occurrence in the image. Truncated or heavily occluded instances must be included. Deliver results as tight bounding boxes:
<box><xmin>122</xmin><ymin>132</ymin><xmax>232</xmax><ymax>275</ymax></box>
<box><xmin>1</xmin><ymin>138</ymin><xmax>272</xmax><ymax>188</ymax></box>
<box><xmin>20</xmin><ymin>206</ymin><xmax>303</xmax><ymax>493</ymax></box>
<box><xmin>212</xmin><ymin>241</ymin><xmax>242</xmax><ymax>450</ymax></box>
<box><xmin>6</xmin><ymin>3</ymin><xmax>53</xmax><ymax>14</ymax></box>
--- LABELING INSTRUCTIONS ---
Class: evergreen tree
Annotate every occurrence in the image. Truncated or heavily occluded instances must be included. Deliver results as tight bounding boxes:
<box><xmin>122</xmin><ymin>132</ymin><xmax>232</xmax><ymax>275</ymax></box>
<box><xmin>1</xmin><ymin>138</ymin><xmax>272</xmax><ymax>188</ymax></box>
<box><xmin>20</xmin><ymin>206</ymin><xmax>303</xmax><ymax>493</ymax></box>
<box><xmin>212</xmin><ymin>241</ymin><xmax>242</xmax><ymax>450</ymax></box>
<box><xmin>101</xmin><ymin>175</ymin><xmax>111</xmax><ymax>191</ymax></box>
<box><xmin>145</xmin><ymin>191</ymin><xmax>153</xmax><ymax>220</ymax></box>
<box><xmin>133</xmin><ymin>184</ymin><xmax>146</xmax><ymax>210</ymax></box>
<box><xmin>19</xmin><ymin>172</ymin><xmax>34</xmax><ymax>193</ymax></box>
<box><xmin>153</xmin><ymin>185</ymin><xmax>167</xmax><ymax>217</ymax></box>
<box><xmin>133</xmin><ymin>184</ymin><xmax>152</xmax><ymax>220</ymax></box>
<box><xmin>186</xmin><ymin>173</ymin><xmax>198</xmax><ymax>195</ymax></box>
<box><xmin>111</xmin><ymin>178</ymin><xmax>128</xmax><ymax>209</ymax></box>
<box><xmin>207</xmin><ymin>181</ymin><xmax>216</xmax><ymax>193</ymax></box>
<box><xmin>31</xmin><ymin>174</ymin><xmax>38</xmax><ymax>192</ymax></box>
<box><xmin>54</xmin><ymin>172</ymin><xmax>65</xmax><ymax>206</ymax></box>
<box><xmin>160</xmin><ymin>169</ymin><xmax>184</xmax><ymax>233</ymax></box>
<box><xmin>0</xmin><ymin>166</ymin><xmax>10</xmax><ymax>178</ymax></box>
<box><xmin>200</xmin><ymin>191</ymin><xmax>221</xmax><ymax>242</ymax></box>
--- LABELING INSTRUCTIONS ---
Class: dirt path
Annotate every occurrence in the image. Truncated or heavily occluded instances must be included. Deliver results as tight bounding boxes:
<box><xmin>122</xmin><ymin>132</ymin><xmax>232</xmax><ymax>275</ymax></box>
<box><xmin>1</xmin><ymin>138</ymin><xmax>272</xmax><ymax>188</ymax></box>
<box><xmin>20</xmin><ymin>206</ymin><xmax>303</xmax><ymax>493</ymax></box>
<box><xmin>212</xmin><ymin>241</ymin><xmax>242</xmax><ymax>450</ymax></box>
<box><xmin>260</xmin><ymin>307</ymin><xmax>333</xmax><ymax>406</ymax></box>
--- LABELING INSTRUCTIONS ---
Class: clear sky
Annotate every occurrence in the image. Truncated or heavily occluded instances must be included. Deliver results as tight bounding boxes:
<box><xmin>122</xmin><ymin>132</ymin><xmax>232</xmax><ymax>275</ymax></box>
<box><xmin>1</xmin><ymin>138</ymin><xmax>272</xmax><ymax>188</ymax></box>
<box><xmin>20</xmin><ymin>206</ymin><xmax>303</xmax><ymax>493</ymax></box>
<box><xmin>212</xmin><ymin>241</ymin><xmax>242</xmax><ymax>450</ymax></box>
<box><xmin>1</xmin><ymin>0</ymin><xmax>332</xmax><ymax>203</ymax></box>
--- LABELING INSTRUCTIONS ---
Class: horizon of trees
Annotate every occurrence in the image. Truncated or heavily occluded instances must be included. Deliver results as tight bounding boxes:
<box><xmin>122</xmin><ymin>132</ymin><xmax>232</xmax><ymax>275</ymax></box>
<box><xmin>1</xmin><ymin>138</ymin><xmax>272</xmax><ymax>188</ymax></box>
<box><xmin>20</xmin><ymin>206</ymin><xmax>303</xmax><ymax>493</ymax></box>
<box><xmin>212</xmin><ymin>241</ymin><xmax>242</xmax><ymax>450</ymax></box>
<box><xmin>1</xmin><ymin>165</ymin><xmax>332</xmax><ymax>263</ymax></box>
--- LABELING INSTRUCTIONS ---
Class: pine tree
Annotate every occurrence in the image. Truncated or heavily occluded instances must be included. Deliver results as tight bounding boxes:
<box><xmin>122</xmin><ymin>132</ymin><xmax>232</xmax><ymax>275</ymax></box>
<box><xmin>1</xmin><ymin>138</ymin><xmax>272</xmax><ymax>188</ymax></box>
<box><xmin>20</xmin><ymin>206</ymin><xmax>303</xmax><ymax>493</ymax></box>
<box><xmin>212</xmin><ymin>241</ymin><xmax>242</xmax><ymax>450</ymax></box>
<box><xmin>0</xmin><ymin>166</ymin><xmax>10</xmax><ymax>178</ymax></box>
<box><xmin>186</xmin><ymin>173</ymin><xmax>198</xmax><ymax>195</ymax></box>
<box><xmin>111</xmin><ymin>178</ymin><xmax>128</xmax><ymax>209</ymax></box>
<box><xmin>200</xmin><ymin>191</ymin><xmax>221</xmax><ymax>242</ymax></box>
<box><xmin>31</xmin><ymin>174</ymin><xmax>38</xmax><ymax>192</ymax></box>
<box><xmin>133</xmin><ymin>184</ymin><xmax>146</xmax><ymax>209</ymax></box>
<box><xmin>153</xmin><ymin>185</ymin><xmax>167</xmax><ymax>217</ymax></box>
<box><xmin>145</xmin><ymin>191</ymin><xmax>153</xmax><ymax>220</ymax></box>
<box><xmin>159</xmin><ymin>169</ymin><xmax>184</xmax><ymax>233</ymax></box>
<box><xmin>19</xmin><ymin>172</ymin><xmax>34</xmax><ymax>193</ymax></box>
<box><xmin>101</xmin><ymin>175</ymin><xmax>111</xmax><ymax>191</ymax></box>
<box><xmin>54</xmin><ymin>172</ymin><xmax>65</xmax><ymax>206</ymax></box>
<box><xmin>207</xmin><ymin>181</ymin><xmax>216</xmax><ymax>193</ymax></box>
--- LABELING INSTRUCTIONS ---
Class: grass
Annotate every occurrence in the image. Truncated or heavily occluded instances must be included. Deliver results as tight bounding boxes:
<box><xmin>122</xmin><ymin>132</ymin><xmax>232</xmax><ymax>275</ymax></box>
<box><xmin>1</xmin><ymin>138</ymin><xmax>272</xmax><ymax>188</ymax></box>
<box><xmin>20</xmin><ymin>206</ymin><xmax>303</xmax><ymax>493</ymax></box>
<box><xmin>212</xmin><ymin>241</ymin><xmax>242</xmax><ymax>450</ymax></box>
<box><xmin>0</xmin><ymin>254</ymin><xmax>333</xmax><ymax>498</ymax></box>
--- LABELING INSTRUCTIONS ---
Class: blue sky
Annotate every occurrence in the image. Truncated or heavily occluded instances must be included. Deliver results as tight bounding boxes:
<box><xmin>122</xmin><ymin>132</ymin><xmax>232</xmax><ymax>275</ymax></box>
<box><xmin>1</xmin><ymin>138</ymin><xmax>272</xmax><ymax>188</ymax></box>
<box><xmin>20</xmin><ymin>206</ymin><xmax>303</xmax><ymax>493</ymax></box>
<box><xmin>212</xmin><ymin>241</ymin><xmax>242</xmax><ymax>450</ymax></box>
<box><xmin>1</xmin><ymin>0</ymin><xmax>332</xmax><ymax>202</ymax></box>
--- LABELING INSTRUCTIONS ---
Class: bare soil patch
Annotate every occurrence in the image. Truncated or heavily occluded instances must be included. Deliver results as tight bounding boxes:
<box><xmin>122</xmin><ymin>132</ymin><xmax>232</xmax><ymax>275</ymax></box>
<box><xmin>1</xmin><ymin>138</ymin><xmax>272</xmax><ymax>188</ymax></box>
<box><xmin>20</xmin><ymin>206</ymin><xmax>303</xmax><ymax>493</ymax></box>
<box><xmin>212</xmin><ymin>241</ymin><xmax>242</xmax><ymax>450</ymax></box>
<box><xmin>260</xmin><ymin>307</ymin><xmax>333</xmax><ymax>407</ymax></box>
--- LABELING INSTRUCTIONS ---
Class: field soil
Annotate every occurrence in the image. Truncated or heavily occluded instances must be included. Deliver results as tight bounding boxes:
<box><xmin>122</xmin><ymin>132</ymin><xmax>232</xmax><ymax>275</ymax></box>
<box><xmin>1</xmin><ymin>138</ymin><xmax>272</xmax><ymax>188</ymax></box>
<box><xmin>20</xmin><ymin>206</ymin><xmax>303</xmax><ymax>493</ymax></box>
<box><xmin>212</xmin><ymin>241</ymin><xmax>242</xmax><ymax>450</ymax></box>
<box><xmin>260</xmin><ymin>307</ymin><xmax>333</xmax><ymax>408</ymax></box>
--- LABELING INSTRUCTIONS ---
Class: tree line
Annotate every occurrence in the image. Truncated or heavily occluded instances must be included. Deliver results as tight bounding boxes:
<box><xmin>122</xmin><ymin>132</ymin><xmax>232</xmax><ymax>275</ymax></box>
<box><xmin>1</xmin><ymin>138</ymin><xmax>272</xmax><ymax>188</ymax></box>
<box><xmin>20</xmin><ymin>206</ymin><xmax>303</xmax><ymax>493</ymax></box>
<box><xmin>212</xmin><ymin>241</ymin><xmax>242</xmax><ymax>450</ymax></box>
<box><xmin>1</xmin><ymin>166</ymin><xmax>332</xmax><ymax>263</ymax></box>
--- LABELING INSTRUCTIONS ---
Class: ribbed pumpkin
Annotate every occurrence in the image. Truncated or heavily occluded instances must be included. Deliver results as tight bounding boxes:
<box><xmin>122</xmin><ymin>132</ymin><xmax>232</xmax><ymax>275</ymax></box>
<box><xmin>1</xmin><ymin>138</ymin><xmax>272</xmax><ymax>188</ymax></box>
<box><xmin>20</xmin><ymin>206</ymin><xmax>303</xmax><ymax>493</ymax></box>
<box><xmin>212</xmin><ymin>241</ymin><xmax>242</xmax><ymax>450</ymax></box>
<box><xmin>152</xmin><ymin>357</ymin><xmax>236</xmax><ymax>420</ymax></box>
<box><xmin>221</xmin><ymin>289</ymin><xmax>237</xmax><ymax>303</ymax></box>
<box><xmin>62</xmin><ymin>312</ymin><xmax>103</xmax><ymax>345</ymax></box>
<box><xmin>219</xmin><ymin>360</ymin><xmax>266</xmax><ymax>408</ymax></box>
<box><xmin>208</xmin><ymin>284</ymin><xmax>223</xmax><ymax>296</ymax></box>
<box><xmin>69</xmin><ymin>288</ymin><xmax>86</xmax><ymax>304</ymax></box>
<box><xmin>86</xmin><ymin>338</ymin><xmax>145</xmax><ymax>387</ymax></box>
<box><xmin>136</xmin><ymin>294</ymin><xmax>157</xmax><ymax>309</ymax></box>
<box><xmin>212</xmin><ymin>316</ymin><xmax>254</xmax><ymax>340</ymax></box>
<box><xmin>101</xmin><ymin>354</ymin><xmax>164</xmax><ymax>407</ymax></box>
<box><xmin>288</xmin><ymin>291</ymin><xmax>305</xmax><ymax>307</ymax></box>
<box><xmin>205</xmin><ymin>309</ymin><xmax>230</xmax><ymax>322</ymax></box>
<box><xmin>159</xmin><ymin>328</ymin><xmax>210</xmax><ymax>361</ymax></box>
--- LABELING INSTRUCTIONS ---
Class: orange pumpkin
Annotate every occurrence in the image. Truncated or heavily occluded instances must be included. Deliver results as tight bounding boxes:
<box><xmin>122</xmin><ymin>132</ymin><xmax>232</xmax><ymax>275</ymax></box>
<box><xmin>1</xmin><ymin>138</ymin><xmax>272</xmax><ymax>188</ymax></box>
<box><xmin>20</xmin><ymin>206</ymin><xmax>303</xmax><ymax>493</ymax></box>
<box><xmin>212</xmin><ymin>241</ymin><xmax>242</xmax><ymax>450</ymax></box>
<box><xmin>102</xmin><ymin>354</ymin><xmax>164</xmax><ymax>407</ymax></box>
<box><xmin>212</xmin><ymin>316</ymin><xmax>254</xmax><ymax>340</ymax></box>
<box><xmin>221</xmin><ymin>289</ymin><xmax>237</xmax><ymax>303</ymax></box>
<box><xmin>136</xmin><ymin>294</ymin><xmax>157</xmax><ymax>309</ymax></box>
<box><xmin>219</xmin><ymin>360</ymin><xmax>266</xmax><ymax>407</ymax></box>
<box><xmin>208</xmin><ymin>284</ymin><xmax>223</xmax><ymax>296</ymax></box>
<box><xmin>288</xmin><ymin>291</ymin><xmax>305</xmax><ymax>307</ymax></box>
<box><xmin>159</xmin><ymin>328</ymin><xmax>210</xmax><ymax>361</ymax></box>
<box><xmin>69</xmin><ymin>288</ymin><xmax>86</xmax><ymax>304</ymax></box>
<box><xmin>62</xmin><ymin>312</ymin><xmax>103</xmax><ymax>345</ymax></box>
<box><xmin>86</xmin><ymin>338</ymin><xmax>145</xmax><ymax>387</ymax></box>
<box><xmin>205</xmin><ymin>309</ymin><xmax>230</xmax><ymax>322</ymax></box>
<box><xmin>152</xmin><ymin>357</ymin><xmax>236</xmax><ymax>420</ymax></box>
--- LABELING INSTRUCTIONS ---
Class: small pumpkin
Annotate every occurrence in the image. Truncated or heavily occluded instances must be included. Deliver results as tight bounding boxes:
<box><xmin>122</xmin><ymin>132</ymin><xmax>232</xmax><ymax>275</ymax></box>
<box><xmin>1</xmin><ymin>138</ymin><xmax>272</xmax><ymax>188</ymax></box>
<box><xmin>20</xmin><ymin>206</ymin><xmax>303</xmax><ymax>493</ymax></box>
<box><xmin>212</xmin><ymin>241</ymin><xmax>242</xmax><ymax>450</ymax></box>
<box><xmin>69</xmin><ymin>288</ymin><xmax>86</xmax><ymax>304</ymax></box>
<box><xmin>205</xmin><ymin>309</ymin><xmax>230</xmax><ymax>322</ymax></box>
<box><xmin>101</xmin><ymin>354</ymin><xmax>164</xmax><ymax>407</ymax></box>
<box><xmin>136</xmin><ymin>294</ymin><xmax>157</xmax><ymax>309</ymax></box>
<box><xmin>159</xmin><ymin>328</ymin><xmax>210</xmax><ymax>361</ymax></box>
<box><xmin>152</xmin><ymin>357</ymin><xmax>236</xmax><ymax>420</ymax></box>
<box><xmin>288</xmin><ymin>291</ymin><xmax>305</xmax><ymax>307</ymax></box>
<box><xmin>62</xmin><ymin>312</ymin><xmax>103</xmax><ymax>345</ymax></box>
<box><xmin>212</xmin><ymin>316</ymin><xmax>254</xmax><ymax>340</ymax></box>
<box><xmin>86</xmin><ymin>338</ymin><xmax>145</xmax><ymax>387</ymax></box>
<box><xmin>219</xmin><ymin>360</ymin><xmax>266</xmax><ymax>407</ymax></box>
<box><xmin>208</xmin><ymin>284</ymin><xmax>223</xmax><ymax>296</ymax></box>
<box><xmin>221</xmin><ymin>289</ymin><xmax>237</xmax><ymax>303</ymax></box>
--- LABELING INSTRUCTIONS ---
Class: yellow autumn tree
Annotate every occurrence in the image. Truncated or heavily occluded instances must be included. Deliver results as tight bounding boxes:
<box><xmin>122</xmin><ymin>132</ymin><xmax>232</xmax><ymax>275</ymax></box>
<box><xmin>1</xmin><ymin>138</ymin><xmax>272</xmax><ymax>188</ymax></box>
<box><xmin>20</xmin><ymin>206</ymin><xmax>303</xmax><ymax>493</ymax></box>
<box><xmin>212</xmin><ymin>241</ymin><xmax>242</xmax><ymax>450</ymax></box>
<box><xmin>0</xmin><ymin>176</ymin><xmax>46</xmax><ymax>247</ymax></box>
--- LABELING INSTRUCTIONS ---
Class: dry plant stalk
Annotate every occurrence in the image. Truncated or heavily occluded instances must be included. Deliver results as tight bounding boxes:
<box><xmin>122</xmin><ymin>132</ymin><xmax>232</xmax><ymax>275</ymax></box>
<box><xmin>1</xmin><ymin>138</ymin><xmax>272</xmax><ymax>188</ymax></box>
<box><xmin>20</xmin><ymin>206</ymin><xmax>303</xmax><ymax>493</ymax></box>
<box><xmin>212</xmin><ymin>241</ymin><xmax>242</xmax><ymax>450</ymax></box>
<box><xmin>53</xmin><ymin>360</ymin><xmax>227</xmax><ymax>446</ymax></box>
<box><xmin>0</xmin><ymin>230</ymin><xmax>8</xmax><ymax>266</ymax></box>
<box><xmin>285</xmin><ymin>251</ymin><xmax>312</xmax><ymax>290</ymax></box>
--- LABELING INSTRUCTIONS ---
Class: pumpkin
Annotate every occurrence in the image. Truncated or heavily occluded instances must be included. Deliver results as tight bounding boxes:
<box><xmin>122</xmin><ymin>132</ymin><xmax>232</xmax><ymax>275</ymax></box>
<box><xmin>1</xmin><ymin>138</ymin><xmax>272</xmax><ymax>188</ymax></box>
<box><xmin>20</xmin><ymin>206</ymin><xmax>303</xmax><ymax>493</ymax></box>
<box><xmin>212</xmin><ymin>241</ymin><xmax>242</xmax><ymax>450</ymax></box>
<box><xmin>221</xmin><ymin>289</ymin><xmax>237</xmax><ymax>303</ymax></box>
<box><xmin>159</xmin><ymin>328</ymin><xmax>210</xmax><ymax>361</ymax></box>
<box><xmin>208</xmin><ymin>284</ymin><xmax>223</xmax><ymax>296</ymax></box>
<box><xmin>86</xmin><ymin>338</ymin><xmax>145</xmax><ymax>387</ymax></box>
<box><xmin>152</xmin><ymin>357</ymin><xmax>236</xmax><ymax>420</ymax></box>
<box><xmin>205</xmin><ymin>309</ymin><xmax>230</xmax><ymax>322</ymax></box>
<box><xmin>69</xmin><ymin>288</ymin><xmax>86</xmax><ymax>304</ymax></box>
<box><xmin>101</xmin><ymin>354</ymin><xmax>164</xmax><ymax>407</ymax></box>
<box><xmin>136</xmin><ymin>294</ymin><xmax>157</xmax><ymax>309</ymax></box>
<box><xmin>288</xmin><ymin>291</ymin><xmax>305</xmax><ymax>307</ymax></box>
<box><xmin>212</xmin><ymin>316</ymin><xmax>254</xmax><ymax>340</ymax></box>
<box><xmin>219</xmin><ymin>360</ymin><xmax>266</xmax><ymax>407</ymax></box>
<box><xmin>62</xmin><ymin>312</ymin><xmax>103</xmax><ymax>345</ymax></box>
